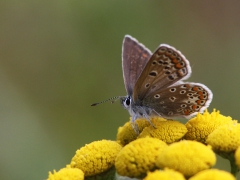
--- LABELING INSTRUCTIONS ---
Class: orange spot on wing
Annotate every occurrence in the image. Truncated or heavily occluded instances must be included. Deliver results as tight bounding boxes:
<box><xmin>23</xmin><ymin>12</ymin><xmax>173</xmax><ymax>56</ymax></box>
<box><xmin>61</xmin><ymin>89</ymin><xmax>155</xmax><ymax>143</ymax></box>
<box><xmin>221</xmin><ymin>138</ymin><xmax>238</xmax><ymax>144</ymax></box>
<box><xmin>142</xmin><ymin>53</ymin><xmax>148</xmax><ymax>58</ymax></box>
<box><xmin>175</xmin><ymin>63</ymin><xmax>183</xmax><ymax>69</ymax></box>
<box><xmin>192</xmin><ymin>87</ymin><xmax>199</xmax><ymax>91</ymax></box>
<box><xmin>183</xmin><ymin>109</ymin><xmax>190</xmax><ymax>115</ymax></box>
<box><xmin>172</xmin><ymin>59</ymin><xmax>178</xmax><ymax>64</ymax></box>
<box><xmin>192</xmin><ymin>105</ymin><xmax>197</xmax><ymax>110</ymax></box>
<box><xmin>196</xmin><ymin>100</ymin><xmax>201</xmax><ymax>105</ymax></box>
<box><xmin>199</xmin><ymin>95</ymin><xmax>204</xmax><ymax>99</ymax></box>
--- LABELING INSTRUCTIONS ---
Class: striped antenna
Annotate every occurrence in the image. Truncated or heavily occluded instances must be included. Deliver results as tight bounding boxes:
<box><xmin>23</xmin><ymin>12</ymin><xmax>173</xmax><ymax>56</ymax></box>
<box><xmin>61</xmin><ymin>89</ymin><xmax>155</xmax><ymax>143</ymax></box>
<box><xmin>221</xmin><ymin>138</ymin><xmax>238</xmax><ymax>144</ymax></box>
<box><xmin>91</xmin><ymin>96</ymin><xmax>122</xmax><ymax>106</ymax></box>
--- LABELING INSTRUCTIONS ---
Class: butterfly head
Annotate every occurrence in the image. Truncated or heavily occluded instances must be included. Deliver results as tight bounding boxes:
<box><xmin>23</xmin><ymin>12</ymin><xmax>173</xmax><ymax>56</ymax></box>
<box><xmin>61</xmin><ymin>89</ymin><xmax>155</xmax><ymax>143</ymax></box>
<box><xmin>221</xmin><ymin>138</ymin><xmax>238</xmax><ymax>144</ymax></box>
<box><xmin>120</xmin><ymin>95</ymin><xmax>132</xmax><ymax>109</ymax></box>
<box><xmin>120</xmin><ymin>95</ymin><xmax>154</xmax><ymax>121</ymax></box>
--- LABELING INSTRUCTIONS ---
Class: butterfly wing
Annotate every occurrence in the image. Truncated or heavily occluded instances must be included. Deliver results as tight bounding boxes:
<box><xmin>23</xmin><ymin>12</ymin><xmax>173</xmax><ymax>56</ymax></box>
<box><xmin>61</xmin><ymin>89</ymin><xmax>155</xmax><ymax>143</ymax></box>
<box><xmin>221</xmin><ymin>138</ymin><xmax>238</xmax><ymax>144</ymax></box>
<box><xmin>133</xmin><ymin>44</ymin><xmax>192</xmax><ymax>102</ymax></box>
<box><xmin>143</xmin><ymin>83</ymin><xmax>213</xmax><ymax>118</ymax></box>
<box><xmin>122</xmin><ymin>35</ymin><xmax>152</xmax><ymax>96</ymax></box>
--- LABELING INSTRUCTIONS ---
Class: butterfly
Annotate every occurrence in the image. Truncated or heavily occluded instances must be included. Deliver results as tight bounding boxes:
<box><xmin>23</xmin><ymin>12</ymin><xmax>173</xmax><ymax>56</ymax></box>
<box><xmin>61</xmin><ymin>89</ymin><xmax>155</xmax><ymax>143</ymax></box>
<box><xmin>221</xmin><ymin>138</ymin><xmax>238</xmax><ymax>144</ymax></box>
<box><xmin>92</xmin><ymin>35</ymin><xmax>213</xmax><ymax>133</ymax></box>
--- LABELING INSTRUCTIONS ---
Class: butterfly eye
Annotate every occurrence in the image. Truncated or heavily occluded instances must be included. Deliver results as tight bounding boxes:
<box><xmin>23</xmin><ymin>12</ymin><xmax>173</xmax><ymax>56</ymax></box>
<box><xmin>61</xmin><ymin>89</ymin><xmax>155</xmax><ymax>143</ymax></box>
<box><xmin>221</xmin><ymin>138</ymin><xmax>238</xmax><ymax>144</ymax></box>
<box><xmin>124</xmin><ymin>96</ymin><xmax>131</xmax><ymax>107</ymax></box>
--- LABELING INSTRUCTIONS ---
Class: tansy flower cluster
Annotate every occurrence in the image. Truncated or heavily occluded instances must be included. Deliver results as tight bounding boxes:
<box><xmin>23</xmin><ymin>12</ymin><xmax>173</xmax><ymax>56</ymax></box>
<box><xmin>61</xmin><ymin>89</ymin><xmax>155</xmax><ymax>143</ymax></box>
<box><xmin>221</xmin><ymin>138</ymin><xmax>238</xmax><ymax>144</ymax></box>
<box><xmin>47</xmin><ymin>109</ymin><xmax>240</xmax><ymax>180</ymax></box>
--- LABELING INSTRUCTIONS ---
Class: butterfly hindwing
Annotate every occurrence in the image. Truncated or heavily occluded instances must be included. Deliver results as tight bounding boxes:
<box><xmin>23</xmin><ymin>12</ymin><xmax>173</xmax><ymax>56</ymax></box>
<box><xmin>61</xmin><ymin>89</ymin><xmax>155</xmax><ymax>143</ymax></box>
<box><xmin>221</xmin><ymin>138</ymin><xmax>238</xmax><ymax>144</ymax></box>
<box><xmin>142</xmin><ymin>83</ymin><xmax>213</xmax><ymax>118</ymax></box>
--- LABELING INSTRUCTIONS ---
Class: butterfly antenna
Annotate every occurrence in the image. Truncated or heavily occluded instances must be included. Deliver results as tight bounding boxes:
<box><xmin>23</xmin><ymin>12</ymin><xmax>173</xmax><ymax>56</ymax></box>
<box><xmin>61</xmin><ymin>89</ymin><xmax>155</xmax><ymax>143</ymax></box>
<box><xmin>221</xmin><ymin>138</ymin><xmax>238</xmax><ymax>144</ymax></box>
<box><xmin>91</xmin><ymin>96</ymin><xmax>122</xmax><ymax>106</ymax></box>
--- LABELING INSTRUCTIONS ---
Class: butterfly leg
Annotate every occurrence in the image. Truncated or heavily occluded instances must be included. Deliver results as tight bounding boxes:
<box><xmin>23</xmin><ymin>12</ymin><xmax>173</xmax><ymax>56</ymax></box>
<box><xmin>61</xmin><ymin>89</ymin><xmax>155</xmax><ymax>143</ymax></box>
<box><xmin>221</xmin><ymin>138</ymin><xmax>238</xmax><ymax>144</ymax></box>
<box><xmin>131</xmin><ymin>115</ymin><xmax>140</xmax><ymax>134</ymax></box>
<box><xmin>143</xmin><ymin>114</ymin><xmax>156</xmax><ymax>129</ymax></box>
<box><xmin>140</xmin><ymin>106</ymin><xmax>156</xmax><ymax>129</ymax></box>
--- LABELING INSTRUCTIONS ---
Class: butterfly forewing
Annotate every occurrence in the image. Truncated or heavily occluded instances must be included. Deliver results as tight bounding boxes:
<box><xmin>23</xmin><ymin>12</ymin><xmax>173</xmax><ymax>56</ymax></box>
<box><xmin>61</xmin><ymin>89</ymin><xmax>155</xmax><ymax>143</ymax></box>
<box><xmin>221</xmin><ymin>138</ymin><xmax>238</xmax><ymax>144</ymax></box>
<box><xmin>133</xmin><ymin>44</ymin><xmax>192</xmax><ymax>102</ymax></box>
<box><xmin>143</xmin><ymin>83</ymin><xmax>213</xmax><ymax>118</ymax></box>
<box><xmin>122</xmin><ymin>35</ymin><xmax>152</xmax><ymax>96</ymax></box>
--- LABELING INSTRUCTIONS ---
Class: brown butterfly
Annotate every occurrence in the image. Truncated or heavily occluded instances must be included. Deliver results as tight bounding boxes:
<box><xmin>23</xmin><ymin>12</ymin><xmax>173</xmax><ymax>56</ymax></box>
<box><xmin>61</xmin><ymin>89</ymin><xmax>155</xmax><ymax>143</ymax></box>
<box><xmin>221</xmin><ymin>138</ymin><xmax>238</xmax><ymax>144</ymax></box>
<box><xmin>92</xmin><ymin>35</ymin><xmax>213</xmax><ymax>133</ymax></box>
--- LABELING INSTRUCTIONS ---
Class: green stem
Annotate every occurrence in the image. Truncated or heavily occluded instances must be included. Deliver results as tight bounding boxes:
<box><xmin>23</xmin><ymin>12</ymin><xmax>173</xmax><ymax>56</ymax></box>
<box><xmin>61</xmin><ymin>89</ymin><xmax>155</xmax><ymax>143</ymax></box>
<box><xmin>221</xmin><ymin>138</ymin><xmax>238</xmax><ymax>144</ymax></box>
<box><xmin>229</xmin><ymin>153</ymin><xmax>239</xmax><ymax>177</ymax></box>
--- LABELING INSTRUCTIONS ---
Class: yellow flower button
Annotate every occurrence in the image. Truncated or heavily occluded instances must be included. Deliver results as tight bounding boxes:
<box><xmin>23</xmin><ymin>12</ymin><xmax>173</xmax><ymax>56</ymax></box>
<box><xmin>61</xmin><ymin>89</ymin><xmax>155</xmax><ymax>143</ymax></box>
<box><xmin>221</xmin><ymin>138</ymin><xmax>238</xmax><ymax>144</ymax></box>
<box><xmin>70</xmin><ymin>140</ymin><xmax>122</xmax><ymax>176</ymax></box>
<box><xmin>156</xmin><ymin>140</ymin><xmax>216</xmax><ymax>177</ymax></box>
<box><xmin>115</xmin><ymin>137</ymin><xmax>167</xmax><ymax>178</ymax></box>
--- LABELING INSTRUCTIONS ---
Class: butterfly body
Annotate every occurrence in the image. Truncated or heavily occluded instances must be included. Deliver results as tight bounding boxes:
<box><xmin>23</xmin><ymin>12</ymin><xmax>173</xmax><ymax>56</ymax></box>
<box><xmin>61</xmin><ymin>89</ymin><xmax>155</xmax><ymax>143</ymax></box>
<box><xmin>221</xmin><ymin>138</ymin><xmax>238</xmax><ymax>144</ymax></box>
<box><xmin>120</xmin><ymin>95</ymin><xmax>153</xmax><ymax>119</ymax></box>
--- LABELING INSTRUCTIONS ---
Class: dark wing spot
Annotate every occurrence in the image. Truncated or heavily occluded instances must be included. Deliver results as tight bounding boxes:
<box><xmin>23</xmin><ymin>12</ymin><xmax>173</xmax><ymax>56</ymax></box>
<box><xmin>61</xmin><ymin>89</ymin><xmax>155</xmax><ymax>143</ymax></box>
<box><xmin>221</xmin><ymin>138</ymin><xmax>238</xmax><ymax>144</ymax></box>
<box><xmin>180</xmin><ymin>90</ymin><xmax>186</xmax><ymax>94</ymax></box>
<box><xmin>149</xmin><ymin>71</ymin><xmax>157</xmax><ymax>77</ymax></box>
<box><xmin>152</xmin><ymin>61</ymin><xmax>157</xmax><ymax>65</ymax></box>
<box><xmin>168</xmin><ymin>75</ymin><xmax>175</xmax><ymax>80</ymax></box>
<box><xmin>145</xmin><ymin>83</ymin><xmax>150</xmax><ymax>88</ymax></box>
<box><xmin>168</xmin><ymin>111</ymin><xmax>173</xmax><ymax>115</ymax></box>
<box><xmin>169</xmin><ymin>96</ymin><xmax>176</xmax><ymax>102</ymax></box>
<box><xmin>158</xmin><ymin>60</ymin><xmax>163</xmax><ymax>64</ymax></box>
<box><xmin>164</xmin><ymin>66</ymin><xmax>171</xmax><ymax>70</ymax></box>
<box><xmin>177</xmin><ymin>57</ymin><xmax>181</xmax><ymax>61</ymax></box>
<box><xmin>181</xmin><ymin>104</ymin><xmax>187</xmax><ymax>108</ymax></box>
<box><xmin>154</xmin><ymin>94</ymin><xmax>160</xmax><ymax>98</ymax></box>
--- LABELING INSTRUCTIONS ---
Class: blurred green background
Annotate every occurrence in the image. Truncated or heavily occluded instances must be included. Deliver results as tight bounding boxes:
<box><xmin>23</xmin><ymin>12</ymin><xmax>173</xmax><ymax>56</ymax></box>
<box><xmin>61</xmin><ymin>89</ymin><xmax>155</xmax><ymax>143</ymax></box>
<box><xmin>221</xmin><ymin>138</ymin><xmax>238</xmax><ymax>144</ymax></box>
<box><xmin>1</xmin><ymin>1</ymin><xmax>240</xmax><ymax>179</ymax></box>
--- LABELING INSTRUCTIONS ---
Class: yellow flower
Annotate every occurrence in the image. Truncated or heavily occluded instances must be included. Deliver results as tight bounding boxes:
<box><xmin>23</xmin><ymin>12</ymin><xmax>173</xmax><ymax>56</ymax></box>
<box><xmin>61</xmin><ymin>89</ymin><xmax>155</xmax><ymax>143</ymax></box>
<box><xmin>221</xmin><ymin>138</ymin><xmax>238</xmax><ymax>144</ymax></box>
<box><xmin>70</xmin><ymin>140</ymin><xmax>122</xmax><ymax>176</ymax></box>
<box><xmin>235</xmin><ymin>146</ymin><xmax>240</xmax><ymax>169</ymax></box>
<box><xmin>156</xmin><ymin>140</ymin><xmax>216</xmax><ymax>178</ymax></box>
<box><xmin>139</xmin><ymin>120</ymin><xmax>187</xmax><ymax>144</ymax></box>
<box><xmin>150</xmin><ymin>117</ymin><xmax>168</xmax><ymax>125</ymax></box>
<box><xmin>185</xmin><ymin>109</ymin><xmax>234</xmax><ymax>143</ymax></box>
<box><xmin>115</xmin><ymin>137</ymin><xmax>168</xmax><ymax>178</ymax></box>
<box><xmin>189</xmin><ymin>169</ymin><xmax>236</xmax><ymax>180</ymax></box>
<box><xmin>47</xmin><ymin>165</ymin><xmax>84</xmax><ymax>180</ymax></box>
<box><xmin>206</xmin><ymin>122</ymin><xmax>240</xmax><ymax>153</ymax></box>
<box><xmin>144</xmin><ymin>169</ymin><xmax>186</xmax><ymax>180</ymax></box>
<box><xmin>117</xmin><ymin>117</ymin><xmax>166</xmax><ymax>146</ymax></box>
